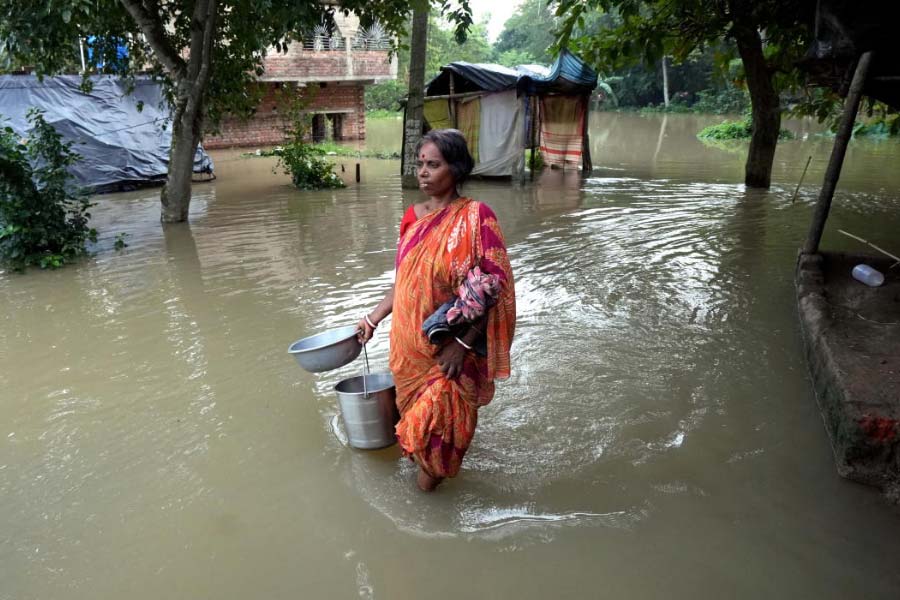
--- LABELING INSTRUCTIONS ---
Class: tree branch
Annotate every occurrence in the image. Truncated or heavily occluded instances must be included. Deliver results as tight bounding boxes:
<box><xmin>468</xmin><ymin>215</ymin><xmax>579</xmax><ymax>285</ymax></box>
<box><xmin>118</xmin><ymin>0</ymin><xmax>185</xmax><ymax>78</ymax></box>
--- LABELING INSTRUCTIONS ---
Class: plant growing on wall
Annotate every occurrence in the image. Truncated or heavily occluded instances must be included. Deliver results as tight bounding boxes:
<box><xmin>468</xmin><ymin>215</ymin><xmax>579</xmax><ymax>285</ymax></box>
<box><xmin>0</xmin><ymin>110</ymin><xmax>96</xmax><ymax>271</ymax></box>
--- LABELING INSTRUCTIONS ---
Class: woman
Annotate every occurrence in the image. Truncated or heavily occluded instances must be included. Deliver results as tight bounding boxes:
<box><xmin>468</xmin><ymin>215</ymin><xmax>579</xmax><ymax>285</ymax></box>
<box><xmin>357</xmin><ymin>129</ymin><xmax>516</xmax><ymax>492</ymax></box>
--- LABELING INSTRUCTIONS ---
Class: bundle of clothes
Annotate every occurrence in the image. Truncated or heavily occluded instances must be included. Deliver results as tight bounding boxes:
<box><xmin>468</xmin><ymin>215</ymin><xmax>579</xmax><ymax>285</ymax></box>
<box><xmin>422</xmin><ymin>267</ymin><xmax>500</xmax><ymax>356</ymax></box>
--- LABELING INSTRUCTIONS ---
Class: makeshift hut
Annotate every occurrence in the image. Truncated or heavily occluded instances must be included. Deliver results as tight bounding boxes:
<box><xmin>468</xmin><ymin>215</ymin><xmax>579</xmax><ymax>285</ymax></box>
<box><xmin>419</xmin><ymin>49</ymin><xmax>598</xmax><ymax>178</ymax></box>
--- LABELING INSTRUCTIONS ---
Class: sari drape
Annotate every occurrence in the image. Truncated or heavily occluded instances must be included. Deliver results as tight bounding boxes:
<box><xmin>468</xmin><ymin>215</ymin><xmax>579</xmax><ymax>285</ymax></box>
<box><xmin>390</xmin><ymin>198</ymin><xmax>515</xmax><ymax>478</ymax></box>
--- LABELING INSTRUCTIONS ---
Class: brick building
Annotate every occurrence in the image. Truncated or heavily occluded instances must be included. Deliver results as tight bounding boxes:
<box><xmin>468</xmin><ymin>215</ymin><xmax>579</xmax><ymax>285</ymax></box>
<box><xmin>204</xmin><ymin>13</ymin><xmax>396</xmax><ymax>149</ymax></box>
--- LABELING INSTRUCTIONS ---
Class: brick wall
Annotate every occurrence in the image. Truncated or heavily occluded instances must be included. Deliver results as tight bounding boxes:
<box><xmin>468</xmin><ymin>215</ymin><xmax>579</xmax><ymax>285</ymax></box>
<box><xmin>260</xmin><ymin>46</ymin><xmax>393</xmax><ymax>82</ymax></box>
<box><xmin>204</xmin><ymin>82</ymin><xmax>367</xmax><ymax>149</ymax></box>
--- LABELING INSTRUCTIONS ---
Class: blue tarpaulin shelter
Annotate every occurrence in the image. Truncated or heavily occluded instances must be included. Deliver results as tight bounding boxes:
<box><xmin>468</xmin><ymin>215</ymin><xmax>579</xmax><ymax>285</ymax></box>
<box><xmin>0</xmin><ymin>75</ymin><xmax>214</xmax><ymax>193</ymax></box>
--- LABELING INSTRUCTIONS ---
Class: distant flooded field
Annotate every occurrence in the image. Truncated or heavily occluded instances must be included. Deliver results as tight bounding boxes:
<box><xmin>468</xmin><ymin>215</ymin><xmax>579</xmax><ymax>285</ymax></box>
<box><xmin>2</xmin><ymin>112</ymin><xmax>899</xmax><ymax>599</ymax></box>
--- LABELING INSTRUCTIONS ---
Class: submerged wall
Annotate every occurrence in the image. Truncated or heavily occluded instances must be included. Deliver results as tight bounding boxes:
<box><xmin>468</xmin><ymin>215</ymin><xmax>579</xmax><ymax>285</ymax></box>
<box><xmin>796</xmin><ymin>251</ymin><xmax>900</xmax><ymax>499</ymax></box>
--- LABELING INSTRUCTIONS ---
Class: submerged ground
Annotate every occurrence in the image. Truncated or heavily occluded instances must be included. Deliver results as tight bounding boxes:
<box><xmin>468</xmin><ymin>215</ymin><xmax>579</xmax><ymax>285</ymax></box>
<box><xmin>2</xmin><ymin>113</ymin><xmax>899</xmax><ymax>599</ymax></box>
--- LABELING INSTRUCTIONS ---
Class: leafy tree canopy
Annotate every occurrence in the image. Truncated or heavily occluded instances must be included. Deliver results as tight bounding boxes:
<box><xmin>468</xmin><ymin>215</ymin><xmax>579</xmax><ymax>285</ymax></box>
<box><xmin>554</xmin><ymin>0</ymin><xmax>813</xmax><ymax>92</ymax></box>
<box><xmin>493</xmin><ymin>0</ymin><xmax>559</xmax><ymax>65</ymax></box>
<box><xmin>0</xmin><ymin>0</ymin><xmax>474</xmax><ymax>128</ymax></box>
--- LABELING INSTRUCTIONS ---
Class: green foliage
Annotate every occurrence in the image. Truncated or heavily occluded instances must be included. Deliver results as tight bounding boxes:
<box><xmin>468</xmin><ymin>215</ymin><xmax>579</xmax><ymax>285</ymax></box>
<box><xmin>554</xmin><ymin>0</ymin><xmax>812</xmax><ymax>102</ymax></box>
<box><xmin>493</xmin><ymin>0</ymin><xmax>558</xmax><ymax>65</ymax></box>
<box><xmin>494</xmin><ymin>49</ymin><xmax>537</xmax><ymax>68</ymax></box>
<box><xmin>691</xmin><ymin>87</ymin><xmax>750</xmax><ymax>114</ymax></box>
<box><xmin>366</xmin><ymin>80</ymin><xmax>406</xmax><ymax>112</ymax></box>
<box><xmin>853</xmin><ymin>119</ymin><xmax>900</xmax><ymax>138</ymax></box>
<box><xmin>275</xmin><ymin>101</ymin><xmax>345</xmax><ymax>190</ymax></box>
<box><xmin>114</xmin><ymin>232</ymin><xmax>129</xmax><ymax>250</ymax></box>
<box><xmin>527</xmin><ymin>148</ymin><xmax>544</xmax><ymax>171</ymax></box>
<box><xmin>395</xmin><ymin>13</ymin><xmax>493</xmax><ymax>85</ymax></box>
<box><xmin>278</xmin><ymin>142</ymin><xmax>346</xmax><ymax>190</ymax></box>
<box><xmin>366</xmin><ymin>109</ymin><xmax>403</xmax><ymax>119</ymax></box>
<box><xmin>0</xmin><ymin>110</ymin><xmax>96</xmax><ymax>271</ymax></box>
<box><xmin>698</xmin><ymin>118</ymin><xmax>793</xmax><ymax>141</ymax></box>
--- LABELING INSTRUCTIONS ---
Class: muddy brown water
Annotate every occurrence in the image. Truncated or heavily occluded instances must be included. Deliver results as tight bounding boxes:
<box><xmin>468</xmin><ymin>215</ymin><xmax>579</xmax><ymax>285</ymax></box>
<box><xmin>2</xmin><ymin>113</ymin><xmax>899</xmax><ymax>599</ymax></box>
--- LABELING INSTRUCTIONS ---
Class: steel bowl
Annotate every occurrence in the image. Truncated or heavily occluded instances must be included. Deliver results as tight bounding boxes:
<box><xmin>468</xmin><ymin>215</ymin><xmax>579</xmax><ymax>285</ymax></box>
<box><xmin>288</xmin><ymin>325</ymin><xmax>362</xmax><ymax>373</ymax></box>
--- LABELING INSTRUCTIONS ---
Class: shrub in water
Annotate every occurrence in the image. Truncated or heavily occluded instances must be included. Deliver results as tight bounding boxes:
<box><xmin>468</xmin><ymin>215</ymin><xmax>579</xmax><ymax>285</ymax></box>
<box><xmin>0</xmin><ymin>109</ymin><xmax>96</xmax><ymax>270</ymax></box>
<box><xmin>274</xmin><ymin>95</ymin><xmax>345</xmax><ymax>191</ymax></box>
<box><xmin>277</xmin><ymin>142</ymin><xmax>346</xmax><ymax>190</ymax></box>
<box><xmin>697</xmin><ymin>118</ymin><xmax>794</xmax><ymax>141</ymax></box>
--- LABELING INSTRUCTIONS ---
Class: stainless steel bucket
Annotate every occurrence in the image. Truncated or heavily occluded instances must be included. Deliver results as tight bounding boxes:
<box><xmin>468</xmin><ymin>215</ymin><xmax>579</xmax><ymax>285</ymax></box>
<box><xmin>333</xmin><ymin>372</ymin><xmax>399</xmax><ymax>450</ymax></box>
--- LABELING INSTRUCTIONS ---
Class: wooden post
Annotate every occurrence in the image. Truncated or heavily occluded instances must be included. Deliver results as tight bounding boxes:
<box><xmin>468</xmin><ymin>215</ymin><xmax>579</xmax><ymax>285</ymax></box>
<box><xmin>448</xmin><ymin>72</ymin><xmax>457</xmax><ymax>129</ymax></box>
<box><xmin>529</xmin><ymin>96</ymin><xmax>537</xmax><ymax>180</ymax></box>
<box><xmin>803</xmin><ymin>51</ymin><xmax>874</xmax><ymax>254</ymax></box>
<box><xmin>581</xmin><ymin>96</ymin><xmax>592</xmax><ymax>173</ymax></box>
<box><xmin>401</xmin><ymin>3</ymin><xmax>428</xmax><ymax>189</ymax></box>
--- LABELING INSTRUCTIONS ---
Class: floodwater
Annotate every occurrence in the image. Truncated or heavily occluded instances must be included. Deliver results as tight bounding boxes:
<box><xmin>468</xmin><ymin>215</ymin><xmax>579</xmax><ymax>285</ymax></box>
<box><xmin>2</xmin><ymin>112</ymin><xmax>899</xmax><ymax>599</ymax></box>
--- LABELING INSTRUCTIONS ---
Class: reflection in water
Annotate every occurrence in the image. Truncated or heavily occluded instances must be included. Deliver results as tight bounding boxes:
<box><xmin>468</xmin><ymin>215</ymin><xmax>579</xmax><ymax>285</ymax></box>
<box><xmin>2</xmin><ymin>114</ymin><xmax>900</xmax><ymax>599</ymax></box>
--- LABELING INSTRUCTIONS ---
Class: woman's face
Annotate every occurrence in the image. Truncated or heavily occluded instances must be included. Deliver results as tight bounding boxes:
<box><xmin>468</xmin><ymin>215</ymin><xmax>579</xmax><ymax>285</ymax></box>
<box><xmin>416</xmin><ymin>141</ymin><xmax>456</xmax><ymax>198</ymax></box>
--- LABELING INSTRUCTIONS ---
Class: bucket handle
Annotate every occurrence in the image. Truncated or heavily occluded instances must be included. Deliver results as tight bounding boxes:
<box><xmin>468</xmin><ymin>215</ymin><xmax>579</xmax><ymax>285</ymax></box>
<box><xmin>362</xmin><ymin>338</ymin><xmax>370</xmax><ymax>398</ymax></box>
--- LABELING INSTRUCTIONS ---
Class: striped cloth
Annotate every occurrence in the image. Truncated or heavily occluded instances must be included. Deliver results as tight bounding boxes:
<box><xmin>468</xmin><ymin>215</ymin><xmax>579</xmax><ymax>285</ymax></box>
<box><xmin>539</xmin><ymin>95</ymin><xmax>587</xmax><ymax>166</ymax></box>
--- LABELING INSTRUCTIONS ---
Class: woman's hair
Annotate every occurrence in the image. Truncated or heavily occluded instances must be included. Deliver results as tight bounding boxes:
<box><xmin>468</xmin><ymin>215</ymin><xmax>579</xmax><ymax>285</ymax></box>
<box><xmin>415</xmin><ymin>128</ymin><xmax>475</xmax><ymax>185</ymax></box>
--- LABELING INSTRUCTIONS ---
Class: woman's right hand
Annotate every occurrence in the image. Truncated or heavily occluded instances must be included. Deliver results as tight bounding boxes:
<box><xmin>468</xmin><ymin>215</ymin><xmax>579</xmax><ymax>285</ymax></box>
<box><xmin>356</xmin><ymin>315</ymin><xmax>376</xmax><ymax>344</ymax></box>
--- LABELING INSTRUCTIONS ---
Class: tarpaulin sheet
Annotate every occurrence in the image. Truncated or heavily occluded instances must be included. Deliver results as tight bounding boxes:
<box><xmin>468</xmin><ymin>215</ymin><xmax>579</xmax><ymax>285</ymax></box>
<box><xmin>425</xmin><ymin>49</ymin><xmax>598</xmax><ymax>97</ymax></box>
<box><xmin>0</xmin><ymin>75</ymin><xmax>213</xmax><ymax>192</ymax></box>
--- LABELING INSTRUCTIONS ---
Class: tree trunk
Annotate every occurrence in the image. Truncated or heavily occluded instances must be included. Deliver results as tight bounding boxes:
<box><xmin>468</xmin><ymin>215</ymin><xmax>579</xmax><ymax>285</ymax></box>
<box><xmin>661</xmin><ymin>56</ymin><xmax>670</xmax><ymax>108</ymax></box>
<box><xmin>730</xmin><ymin>2</ymin><xmax>780</xmax><ymax>188</ymax></box>
<box><xmin>401</xmin><ymin>3</ymin><xmax>428</xmax><ymax>189</ymax></box>
<box><xmin>119</xmin><ymin>0</ymin><xmax>217</xmax><ymax>223</ymax></box>
<box><xmin>162</xmin><ymin>96</ymin><xmax>205</xmax><ymax>223</ymax></box>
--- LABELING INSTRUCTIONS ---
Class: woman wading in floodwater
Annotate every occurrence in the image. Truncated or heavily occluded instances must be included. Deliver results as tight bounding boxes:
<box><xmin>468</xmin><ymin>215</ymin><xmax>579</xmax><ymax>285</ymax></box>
<box><xmin>357</xmin><ymin>129</ymin><xmax>516</xmax><ymax>492</ymax></box>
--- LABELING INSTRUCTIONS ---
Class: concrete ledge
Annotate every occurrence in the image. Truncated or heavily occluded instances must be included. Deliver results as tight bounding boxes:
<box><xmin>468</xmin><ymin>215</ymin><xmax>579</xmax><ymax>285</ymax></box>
<box><xmin>796</xmin><ymin>251</ymin><xmax>900</xmax><ymax>497</ymax></box>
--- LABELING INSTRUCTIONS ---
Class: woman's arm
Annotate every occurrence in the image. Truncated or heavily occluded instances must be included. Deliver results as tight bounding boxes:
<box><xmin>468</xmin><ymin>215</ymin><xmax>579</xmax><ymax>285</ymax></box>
<box><xmin>356</xmin><ymin>284</ymin><xmax>394</xmax><ymax>344</ymax></box>
<box><xmin>434</xmin><ymin>313</ymin><xmax>488</xmax><ymax>379</ymax></box>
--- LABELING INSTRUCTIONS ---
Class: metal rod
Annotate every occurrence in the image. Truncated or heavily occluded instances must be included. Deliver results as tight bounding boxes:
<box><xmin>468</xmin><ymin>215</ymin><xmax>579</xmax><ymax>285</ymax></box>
<box><xmin>791</xmin><ymin>155</ymin><xmax>813</xmax><ymax>203</ymax></box>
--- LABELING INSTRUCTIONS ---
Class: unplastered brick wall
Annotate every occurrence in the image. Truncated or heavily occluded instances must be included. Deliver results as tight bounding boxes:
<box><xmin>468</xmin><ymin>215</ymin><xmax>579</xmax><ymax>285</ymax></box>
<box><xmin>205</xmin><ymin>83</ymin><xmax>367</xmax><ymax>149</ymax></box>
<box><xmin>261</xmin><ymin>46</ymin><xmax>393</xmax><ymax>81</ymax></box>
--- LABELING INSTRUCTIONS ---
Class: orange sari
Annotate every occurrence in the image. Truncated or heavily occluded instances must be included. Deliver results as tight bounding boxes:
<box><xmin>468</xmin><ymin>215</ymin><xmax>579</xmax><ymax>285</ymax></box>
<box><xmin>390</xmin><ymin>198</ymin><xmax>515</xmax><ymax>479</ymax></box>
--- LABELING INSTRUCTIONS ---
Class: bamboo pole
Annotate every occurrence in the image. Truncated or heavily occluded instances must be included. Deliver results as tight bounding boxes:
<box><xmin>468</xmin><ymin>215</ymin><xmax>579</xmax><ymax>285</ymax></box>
<box><xmin>581</xmin><ymin>96</ymin><xmax>592</xmax><ymax>172</ymax></box>
<box><xmin>423</xmin><ymin>90</ymin><xmax>486</xmax><ymax>101</ymax></box>
<box><xmin>837</xmin><ymin>229</ymin><xmax>900</xmax><ymax>267</ymax></box>
<box><xmin>448</xmin><ymin>72</ymin><xmax>457</xmax><ymax>129</ymax></box>
<box><xmin>803</xmin><ymin>51</ymin><xmax>874</xmax><ymax>254</ymax></box>
<box><xmin>790</xmin><ymin>155</ymin><xmax>813</xmax><ymax>203</ymax></box>
<box><xmin>529</xmin><ymin>96</ymin><xmax>538</xmax><ymax>180</ymax></box>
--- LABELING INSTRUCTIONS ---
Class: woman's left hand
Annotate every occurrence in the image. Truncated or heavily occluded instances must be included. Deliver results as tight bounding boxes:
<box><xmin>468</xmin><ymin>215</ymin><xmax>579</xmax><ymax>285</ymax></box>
<box><xmin>435</xmin><ymin>339</ymin><xmax>467</xmax><ymax>379</ymax></box>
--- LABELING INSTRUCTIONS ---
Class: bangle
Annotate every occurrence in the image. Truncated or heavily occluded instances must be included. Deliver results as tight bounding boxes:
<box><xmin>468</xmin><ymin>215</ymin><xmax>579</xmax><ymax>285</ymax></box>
<box><xmin>364</xmin><ymin>314</ymin><xmax>377</xmax><ymax>329</ymax></box>
<box><xmin>454</xmin><ymin>336</ymin><xmax>473</xmax><ymax>351</ymax></box>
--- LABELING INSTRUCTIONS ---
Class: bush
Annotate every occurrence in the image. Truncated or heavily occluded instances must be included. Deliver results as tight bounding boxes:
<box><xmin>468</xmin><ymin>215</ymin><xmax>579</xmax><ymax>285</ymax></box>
<box><xmin>697</xmin><ymin>118</ymin><xmax>794</xmax><ymax>141</ymax></box>
<box><xmin>277</xmin><ymin>142</ymin><xmax>346</xmax><ymax>190</ymax></box>
<box><xmin>692</xmin><ymin>87</ymin><xmax>750</xmax><ymax>115</ymax></box>
<box><xmin>0</xmin><ymin>109</ymin><xmax>96</xmax><ymax>270</ymax></box>
<box><xmin>274</xmin><ymin>93</ymin><xmax>346</xmax><ymax>190</ymax></box>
